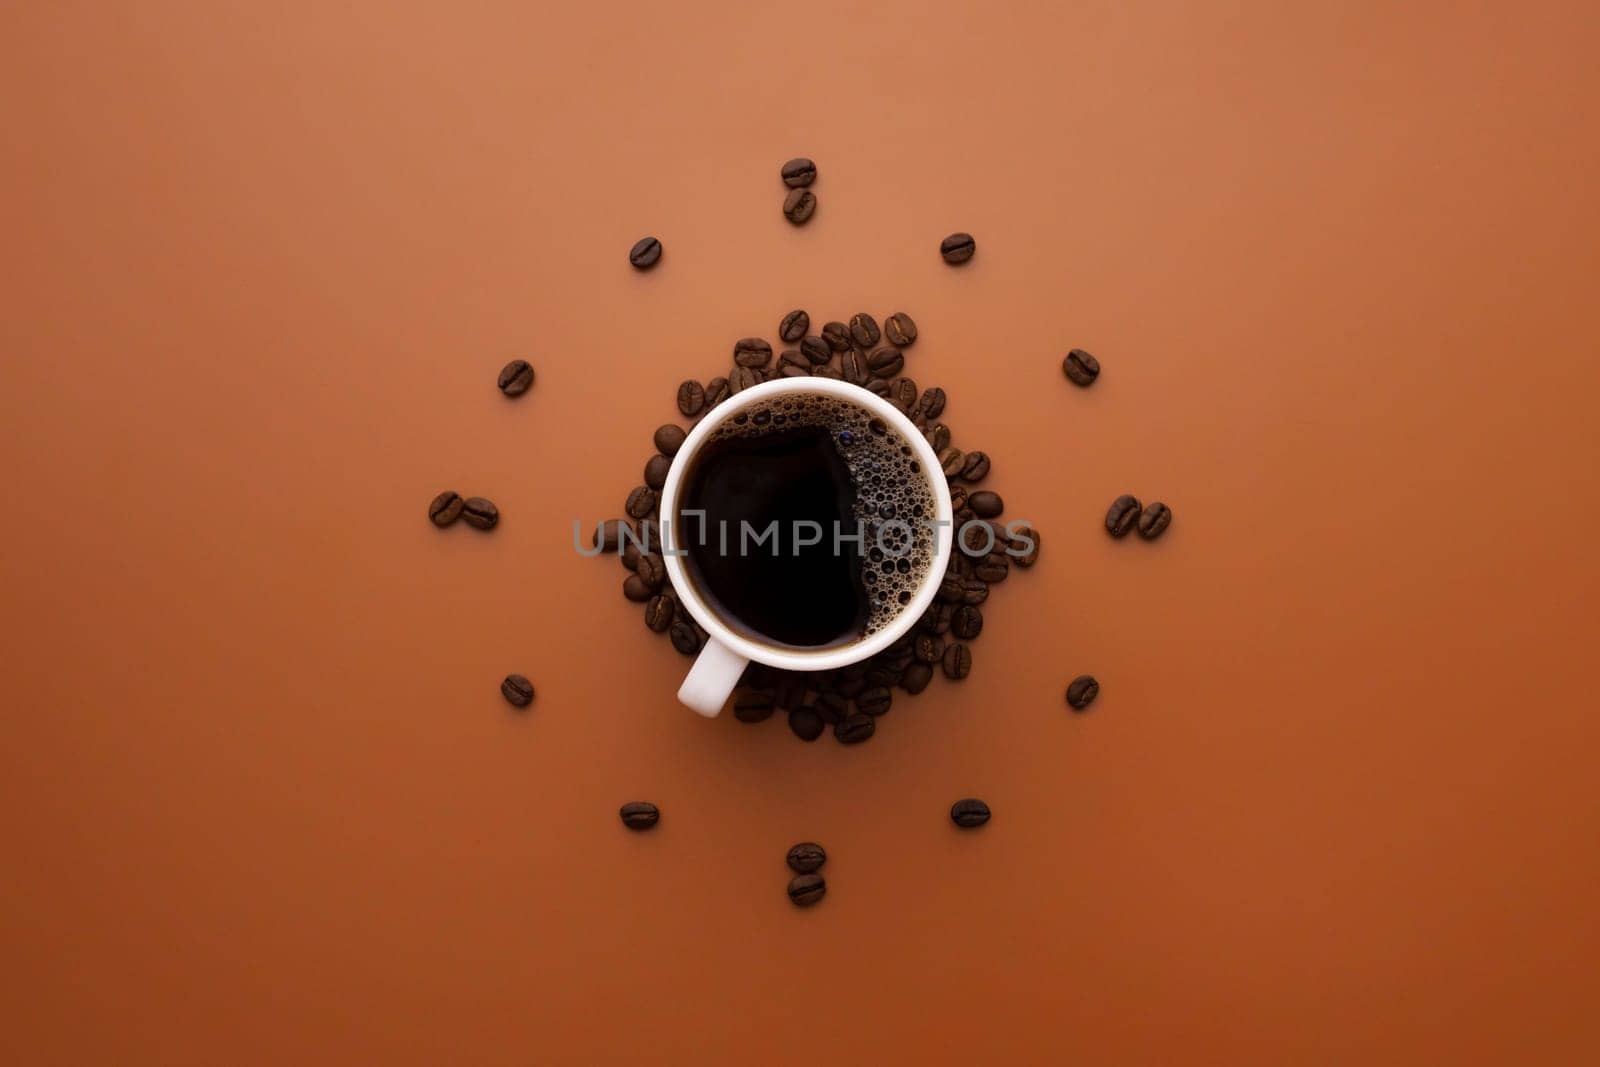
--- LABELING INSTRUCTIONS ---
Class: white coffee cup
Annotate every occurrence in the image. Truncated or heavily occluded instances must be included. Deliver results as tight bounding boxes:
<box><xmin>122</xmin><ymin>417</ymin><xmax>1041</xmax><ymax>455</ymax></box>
<box><xmin>659</xmin><ymin>377</ymin><xmax>954</xmax><ymax>716</ymax></box>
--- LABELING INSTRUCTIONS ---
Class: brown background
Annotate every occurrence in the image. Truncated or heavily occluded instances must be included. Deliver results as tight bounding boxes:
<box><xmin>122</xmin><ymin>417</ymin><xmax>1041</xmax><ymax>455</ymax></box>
<box><xmin>3</xmin><ymin>1</ymin><xmax>1598</xmax><ymax>1063</ymax></box>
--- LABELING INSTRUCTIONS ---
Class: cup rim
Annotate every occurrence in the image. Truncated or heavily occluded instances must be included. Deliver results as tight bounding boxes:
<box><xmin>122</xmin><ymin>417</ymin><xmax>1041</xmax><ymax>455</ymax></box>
<box><xmin>658</xmin><ymin>376</ymin><xmax>954</xmax><ymax>671</ymax></box>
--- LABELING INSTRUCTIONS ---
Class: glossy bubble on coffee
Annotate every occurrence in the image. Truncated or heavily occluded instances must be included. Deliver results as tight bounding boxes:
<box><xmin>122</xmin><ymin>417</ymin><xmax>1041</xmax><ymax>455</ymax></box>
<box><xmin>680</xmin><ymin>393</ymin><xmax>936</xmax><ymax>648</ymax></box>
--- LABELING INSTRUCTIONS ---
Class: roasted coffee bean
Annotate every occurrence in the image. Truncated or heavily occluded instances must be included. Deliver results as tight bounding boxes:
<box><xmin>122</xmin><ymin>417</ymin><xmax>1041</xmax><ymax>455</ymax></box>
<box><xmin>926</xmin><ymin>423</ymin><xmax>951</xmax><ymax>453</ymax></box>
<box><xmin>497</xmin><ymin>359</ymin><xmax>534</xmax><ymax>397</ymax></box>
<box><xmin>968</xmin><ymin>491</ymin><xmax>1003</xmax><ymax>518</ymax></box>
<box><xmin>942</xmin><ymin>643</ymin><xmax>973</xmax><ymax>679</ymax></box>
<box><xmin>951</xmin><ymin>604</ymin><xmax>983</xmax><ymax>640</ymax></box>
<box><xmin>779</xmin><ymin>309</ymin><xmax>810</xmax><ymax>342</ymax></box>
<box><xmin>961</xmin><ymin>577</ymin><xmax>989</xmax><ymax>605</ymax></box>
<box><xmin>704</xmin><ymin>376</ymin><xmax>730</xmax><ymax>409</ymax></box>
<box><xmin>625</xmin><ymin>486</ymin><xmax>657</xmax><ymax>519</ymax></box>
<box><xmin>940</xmin><ymin>232</ymin><xmax>976</xmax><ymax>264</ymax></box>
<box><xmin>644</xmin><ymin>454</ymin><xmax>671</xmax><ymax>490</ymax></box>
<box><xmin>835</xmin><ymin>712</ymin><xmax>876</xmax><ymax>743</ymax></box>
<box><xmin>428</xmin><ymin>490</ymin><xmax>464</xmax><ymax>527</ymax></box>
<box><xmin>884</xmin><ymin>312</ymin><xmax>918</xmax><ymax>347</ymax></box>
<box><xmin>811</xmin><ymin>364</ymin><xmax>842</xmax><ymax>379</ymax></box>
<box><xmin>937</xmin><ymin>572</ymin><xmax>964</xmax><ymax>603</ymax></box>
<box><xmin>788</xmin><ymin>707</ymin><xmax>824</xmax><ymax>741</ymax></box>
<box><xmin>635</xmin><ymin>553</ymin><xmax>666</xmax><ymax>590</ymax></box>
<box><xmin>913</xmin><ymin>633</ymin><xmax>944</xmax><ymax>665</ymax></box>
<box><xmin>816</xmin><ymin>691</ymin><xmax>849</xmax><ymax>724</ymax></box>
<box><xmin>947</xmin><ymin>486</ymin><xmax>968</xmax><ymax>515</ymax></box>
<box><xmin>840</xmin><ymin>350</ymin><xmax>869</xmax><ymax>385</ymax></box>
<box><xmin>1106</xmin><ymin>494</ymin><xmax>1142</xmax><ymax>538</ymax></box>
<box><xmin>918</xmin><ymin>387</ymin><xmax>946</xmax><ymax>420</ymax></box>
<box><xmin>594</xmin><ymin>518</ymin><xmax>632</xmax><ymax>552</ymax></box>
<box><xmin>780</xmin><ymin>157</ymin><xmax>817</xmax><ymax>188</ymax></box>
<box><xmin>919</xmin><ymin>601</ymin><xmax>954</xmax><ymax>635</ymax></box>
<box><xmin>821</xmin><ymin>321</ymin><xmax>852</xmax><ymax>351</ymax></box>
<box><xmin>734</xmin><ymin>689</ymin><xmax>776</xmax><ymax>723</ymax></box>
<box><xmin>653</xmin><ymin>424</ymin><xmax>687</xmax><ymax>457</ymax></box>
<box><xmin>959</xmin><ymin>451</ymin><xmax>991</xmax><ymax>482</ymax></box>
<box><xmin>1138</xmin><ymin>502</ymin><xmax>1172</xmax><ymax>540</ymax></box>
<box><xmin>1067</xmin><ymin>674</ymin><xmax>1100</xmax><ymax>710</ymax></box>
<box><xmin>462</xmin><ymin>497</ymin><xmax>499</xmax><ymax>530</ymax></box>
<box><xmin>856</xmin><ymin>687</ymin><xmax>893</xmax><ymax>716</ymax></box>
<box><xmin>778</xmin><ymin>348</ymin><xmax>810</xmax><ymax>373</ymax></box>
<box><xmin>644</xmin><ymin>594</ymin><xmax>675</xmax><ymax>633</ymax></box>
<box><xmin>863</xmin><ymin>666</ymin><xmax>899</xmax><ymax>690</ymax></box>
<box><xmin>956</xmin><ymin>507</ymin><xmax>977</xmax><ymax>528</ymax></box>
<box><xmin>799</xmin><ymin>336</ymin><xmax>831</xmax><ymax>364</ymax></box>
<box><xmin>1011</xmin><ymin>525</ymin><xmax>1040</xmax><ymax>567</ymax></box>
<box><xmin>730</xmin><ymin>365</ymin><xmax>759</xmax><ymax>393</ymax></box>
<box><xmin>848</xmin><ymin>313</ymin><xmax>880</xmax><ymax>348</ymax></box>
<box><xmin>866</xmin><ymin>378</ymin><xmax>891</xmax><ymax>398</ymax></box>
<box><xmin>622</xmin><ymin>574</ymin><xmax>653</xmax><ymax>602</ymax></box>
<box><xmin>619</xmin><ymin>801</ymin><xmax>659</xmax><ymax>830</ymax></box>
<box><xmin>950</xmin><ymin>798</ymin><xmax>990</xmax><ymax>828</ymax></box>
<box><xmin>939</xmin><ymin>447</ymin><xmax>965</xmax><ymax>477</ymax></box>
<box><xmin>778</xmin><ymin>361</ymin><xmax>809</xmax><ymax>378</ymax></box>
<box><xmin>621</xmin><ymin>541</ymin><xmax>642</xmax><ymax>570</ymax></box>
<box><xmin>668</xmin><ymin>618</ymin><xmax>702</xmax><ymax>655</ymax></box>
<box><xmin>677</xmin><ymin>380</ymin><xmax>706</xmax><ymax>416</ymax></box>
<box><xmin>733</xmin><ymin>338</ymin><xmax>773</xmax><ymax>367</ymax></box>
<box><xmin>787</xmin><ymin>842</ymin><xmax>827</xmax><ymax>873</ymax></box>
<box><xmin>783</xmin><ymin>188</ymin><xmax>816</xmax><ymax>224</ymax></box>
<box><xmin>1062</xmin><ymin>348</ymin><xmax>1100</xmax><ymax>386</ymax></box>
<box><xmin>889</xmin><ymin>378</ymin><xmax>917</xmax><ymax>412</ymax></box>
<box><xmin>975</xmin><ymin>553</ymin><xmax>1009</xmax><ymax>583</ymax></box>
<box><xmin>628</xmin><ymin>236</ymin><xmax>662</xmax><ymax>270</ymax></box>
<box><xmin>787</xmin><ymin>872</ymin><xmax>826</xmax><ymax>906</ymax></box>
<box><xmin>500</xmin><ymin>673</ymin><xmax>534</xmax><ymax>708</ymax></box>
<box><xmin>900</xmin><ymin>662</ymin><xmax>933</xmax><ymax>694</ymax></box>
<box><xmin>960</xmin><ymin>520</ymin><xmax>997</xmax><ymax>557</ymax></box>
<box><xmin>639</xmin><ymin>516</ymin><xmax>661</xmax><ymax>552</ymax></box>
<box><xmin>867</xmin><ymin>348</ymin><xmax>904</xmax><ymax>378</ymax></box>
<box><xmin>773</xmin><ymin>673</ymin><xmax>807</xmax><ymax>711</ymax></box>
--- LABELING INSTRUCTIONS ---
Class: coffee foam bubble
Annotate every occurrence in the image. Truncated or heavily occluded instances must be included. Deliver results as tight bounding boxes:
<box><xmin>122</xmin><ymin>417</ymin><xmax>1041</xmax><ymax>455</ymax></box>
<box><xmin>706</xmin><ymin>393</ymin><xmax>937</xmax><ymax>637</ymax></box>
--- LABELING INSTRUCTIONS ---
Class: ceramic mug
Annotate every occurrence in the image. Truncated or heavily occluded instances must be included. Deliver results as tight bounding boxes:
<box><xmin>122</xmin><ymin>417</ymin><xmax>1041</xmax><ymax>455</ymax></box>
<box><xmin>659</xmin><ymin>377</ymin><xmax>954</xmax><ymax>716</ymax></box>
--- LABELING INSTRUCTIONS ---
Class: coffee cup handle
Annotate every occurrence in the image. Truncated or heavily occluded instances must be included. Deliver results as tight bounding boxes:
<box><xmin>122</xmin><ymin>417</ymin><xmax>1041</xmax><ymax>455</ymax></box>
<box><xmin>678</xmin><ymin>638</ymin><xmax>748</xmax><ymax>718</ymax></box>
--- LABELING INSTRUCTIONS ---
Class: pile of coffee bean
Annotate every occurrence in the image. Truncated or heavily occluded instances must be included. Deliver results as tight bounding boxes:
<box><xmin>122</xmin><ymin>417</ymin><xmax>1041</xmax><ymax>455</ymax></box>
<box><xmin>780</xmin><ymin>157</ymin><xmax>817</xmax><ymax>226</ymax></box>
<box><xmin>1104</xmin><ymin>494</ymin><xmax>1172</xmax><ymax>540</ymax></box>
<box><xmin>595</xmin><ymin>309</ymin><xmax>1041</xmax><ymax>745</ymax></box>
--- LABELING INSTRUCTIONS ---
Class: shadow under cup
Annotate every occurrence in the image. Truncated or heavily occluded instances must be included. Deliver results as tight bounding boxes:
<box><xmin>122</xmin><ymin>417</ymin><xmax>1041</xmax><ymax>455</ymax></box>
<box><xmin>660</xmin><ymin>379</ymin><xmax>953</xmax><ymax>668</ymax></box>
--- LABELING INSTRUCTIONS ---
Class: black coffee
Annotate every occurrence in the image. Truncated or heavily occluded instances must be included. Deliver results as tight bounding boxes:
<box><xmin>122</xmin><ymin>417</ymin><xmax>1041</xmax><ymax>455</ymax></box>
<box><xmin>679</xmin><ymin>392</ymin><xmax>936</xmax><ymax>649</ymax></box>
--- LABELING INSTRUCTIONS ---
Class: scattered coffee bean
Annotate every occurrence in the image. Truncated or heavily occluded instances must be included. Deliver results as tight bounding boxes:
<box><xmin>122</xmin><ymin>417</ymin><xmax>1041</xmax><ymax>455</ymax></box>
<box><xmin>668</xmin><ymin>617</ymin><xmax>702</xmax><ymax>655</ymax></box>
<box><xmin>913</xmin><ymin>633</ymin><xmax>944</xmax><ymax>665</ymax></box>
<box><xmin>644</xmin><ymin>594</ymin><xmax>675</xmax><ymax>633</ymax></box>
<box><xmin>816</xmin><ymin>691</ymin><xmax>848</xmax><ymax>724</ymax></box>
<box><xmin>730</xmin><ymin>365</ymin><xmax>759</xmax><ymax>393</ymax></box>
<box><xmin>779</xmin><ymin>348</ymin><xmax>811</xmax><ymax>372</ymax></box>
<box><xmin>812</xmin><ymin>364</ymin><xmax>842</xmax><ymax>380</ymax></box>
<box><xmin>961</xmin><ymin>577</ymin><xmax>989</xmax><ymax>605</ymax></box>
<box><xmin>888</xmin><ymin>378</ymin><xmax>916</xmax><ymax>412</ymax></box>
<box><xmin>783</xmin><ymin>188</ymin><xmax>816</xmax><ymax>224</ymax></box>
<box><xmin>787</xmin><ymin>842</ymin><xmax>827</xmax><ymax>873</ymax></box>
<box><xmin>623</xmin><ymin>574</ymin><xmax>653</xmax><ymax>602</ymax></box>
<box><xmin>1138</xmin><ymin>502</ymin><xmax>1172</xmax><ymax>540</ymax></box>
<box><xmin>779</xmin><ymin>309</ymin><xmax>810</xmax><ymax>343</ymax></box>
<box><xmin>856</xmin><ymin>687</ymin><xmax>893</xmax><ymax>716</ymax></box>
<box><xmin>620</xmin><ymin>801</ymin><xmax>659</xmax><ymax>830</ymax></box>
<box><xmin>462</xmin><ymin>497</ymin><xmax>499</xmax><ymax>530</ymax></box>
<box><xmin>950</xmin><ymin>798</ymin><xmax>990</xmax><ymax>827</ymax></box>
<box><xmin>787</xmin><ymin>872</ymin><xmax>826</xmax><ymax>906</ymax></box>
<box><xmin>901</xmin><ymin>662</ymin><xmax>933</xmax><ymax>694</ymax></box>
<box><xmin>938</xmin><ymin>571</ymin><xmax>965</xmax><ymax>603</ymax></box>
<box><xmin>800</xmin><ymin>336</ymin><xmax>831</xmax><ymax>364</ymax></box>
<box><xmin>884</xmin><ymin>312</ymin><xmax>918</xmax><ymax>347</ymax></box>
<box><xmin>940</xmin><ymin>447</ymin><xmax>965</xmax><ymax>477</ymax></box>
<box><xmin>625</xmin><ymin>486</ymin><xmax>657</xmax><ymax>519</ymax></box>
<box><xmin>780</xmin><ymin>157</ymin><xmax>817</xmax><ymax>188</ymax></box>
<box><xmin>951</xmin><ymin>605</ymin><xmax>983</xmax><ymax>640</ymax></box>
<box><xmin>628</xmin><ymin>237</ymin><xmax>662</xmax><ymax>270</ymax></box>
<box><xmin>732</xmin><ymin>337</ymin><xmax>772</xmax><ymax>367</ymax></box>
<box><xmin>788</xmin><ymin>707</ymin><xmax>824</xmax><ymax>741</ymax></box>
<box><xmin>974</xmin><ymin>554</ymin><xmax>1009</xmax><ymax>583</ymax></box>
<box><xmin>841</xmin><ymin>350</ymin><xmax>868</xmax><ymax>385</ymax></box>
<box><xmin>848</xmin><ymin>313</ymin><xmax>880</xmax><ymax>349</ymax></box>
<box><xmin>500</xmin><ymin>673</ymin><xmax>534</xmax><ymax>708</ymax></box>
<box><xmin>968</xmin><ymin>491</ymin><xmax>1003</xmax><ymax>518</ymax></box>
<box><xmin>866</xmin><ymin>378</ymin><xmax>891</xmax><ymax>398</ymax></box>
<box><xmin>1062</xmin><ymin>348</ymin><xmax>1100</xmax><ymax>386</ymax></box>
<box><xmin>644</xmin><ymin>454</ymin><xmax>671</xmax><ymax>490</ymax></box>
<box><xmin>704</xmin><ymin>377</ymin><xmax>730</xmax><ymax>409</ymax></box>
<box><xmin>919</xmin><ymin>387</ymin><xmax>946</xmax><ymax>420</ymax></box>
<box><xmin>1011</xmin><ymin>525</ymin><xmax>1040</xmax><ymax>567</ymax></box>
<box><xmin>919</xmin><ymin>601</ymin><xmax>954</xmax><ymax>636</ymax></box>
<box><xmin>940</xmin><ymin>232</ymin><xmax>976</xmax><ymax>264</ymax></box>
<box><xmin>497</xmin><ymin>359</ymin><xmax>534</xmax><ymax>397</ymax></box>
<box><xmin>428</xmin><ymin>490</ymin><xmax>464</xmax><ymax>527</ymax></box>
<box><xmin>734</xmin><ymin>689</ymin><xmax>776</xmax><ymax>723</ymax></box>
<box><xmin>1105</xmin><ymin>494</ymin><xmax>1142</xmax><ymax>538</ymax></box>
<box><xmin>947</xmin><ymin>485</ymin><xmax>968</xmax><ymax>514</ymax></box>
<box><xmin>594</xmin><ymin>518</ymin><xmax>632</xmax><ymax>552</ymax></box>
<box><xmin>821</xmin><ymin>321</ymin><xmax>852</xmax><ymax>351</ymax></box>
<box><xmin>942</xmin><ymin>642</ymin><xmax>972</xmax><ymax>679</ymax></box>
<box><xmin>635</xmin><ymin>553</ymin><xmax>666</xmax><ymax>590</ymax></box>
<box><xmin>926</xmin><ymin>423</ymin><xmax>951</xmax><ymax>452</ymax></box>
<box><xmin>1066</xmin><ymin>674</ymin><xmax>1099</xmax><ymax>710</ymax></box>
<box><xmin>959</xmin><ymin>451</ymin><xmax>990</xmax><ymax>482</ymax></box>
<box><xmin>653</xmin><ymin>424</ymin><xmax>687</xmax><ymax>456</ymax></box>
<box><xmin>835</xmin><ymin>712</ymin><xmax>876</xmax><ymax>743</ymax></box>
<box><xmin>867</xmin><ymin>348</ymin><xmax>904</xmax><ymax>378</ymax></box>
<box><xmin>959</xmin><ymin>520</ymin><xmax>995</xmax><ymax>557</ymax></box>
<box><xmin>677</xmin><ymin>380</ymin><xmax>706</xmax><ymax>416</ymax></box>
